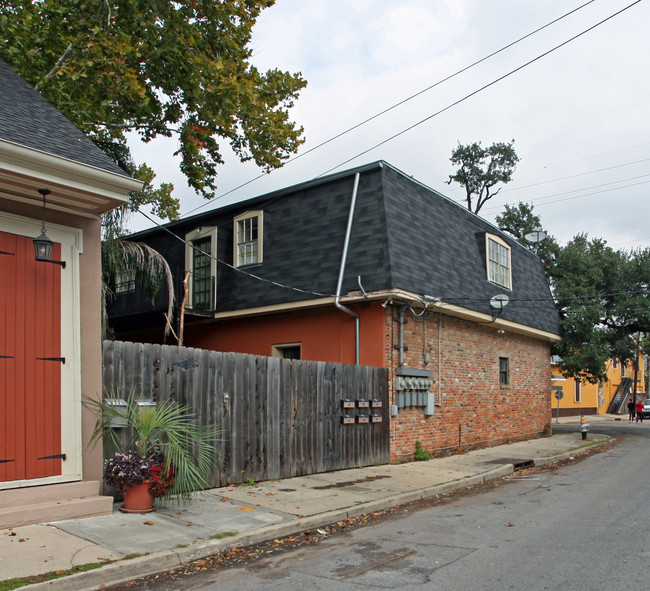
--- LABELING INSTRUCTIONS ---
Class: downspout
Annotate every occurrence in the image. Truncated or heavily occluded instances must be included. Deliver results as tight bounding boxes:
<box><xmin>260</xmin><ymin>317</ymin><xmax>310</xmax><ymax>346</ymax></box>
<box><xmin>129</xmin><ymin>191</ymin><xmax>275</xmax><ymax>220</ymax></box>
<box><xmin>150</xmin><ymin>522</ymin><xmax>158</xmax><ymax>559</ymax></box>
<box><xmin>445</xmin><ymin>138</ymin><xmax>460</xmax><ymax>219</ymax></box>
<box><xmin>335</xmin><ymin>172</ymin><xmax>361</xmax><ymax>365</ymax></box>
<box><xmin>398</xmin><ymin>303</ymin><xmax>409</xmax><ymax>367</ymax></box>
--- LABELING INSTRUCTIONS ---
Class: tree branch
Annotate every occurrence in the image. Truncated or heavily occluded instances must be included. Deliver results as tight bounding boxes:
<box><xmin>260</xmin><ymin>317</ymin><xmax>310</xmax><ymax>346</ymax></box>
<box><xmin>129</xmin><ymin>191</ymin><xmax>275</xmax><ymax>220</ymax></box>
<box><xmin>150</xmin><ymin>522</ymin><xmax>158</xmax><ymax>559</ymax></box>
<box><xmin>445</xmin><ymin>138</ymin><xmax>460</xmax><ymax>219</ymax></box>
<box><xmin>36</xmin><ymin>42</ymin><xmax>74</xmax><ymax>91</ymax></box>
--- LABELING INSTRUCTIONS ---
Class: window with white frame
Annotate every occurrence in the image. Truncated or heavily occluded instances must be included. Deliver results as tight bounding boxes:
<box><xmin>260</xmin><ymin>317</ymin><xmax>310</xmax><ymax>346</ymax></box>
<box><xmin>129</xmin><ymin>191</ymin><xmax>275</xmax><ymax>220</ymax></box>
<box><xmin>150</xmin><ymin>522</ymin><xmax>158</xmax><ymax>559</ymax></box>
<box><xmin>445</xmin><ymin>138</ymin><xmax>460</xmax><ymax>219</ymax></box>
<box><xmin>574</xmin><ymin>378</ymin><xmax>581</xmax><ymax>403</ymax></box>
<box><xmin>234</xmin><ymin>211</ymin><xmax>263</xmax><ymax>267</ymax></box>
<box><xmin>486</xmin><ymin>234</ymin><xmax>512</xmax><ymax>290</ymax></box>
<box><xmin>185</xmin><ymin>226</ymin><xmax>217</xmax><ymax>311</ymax></box>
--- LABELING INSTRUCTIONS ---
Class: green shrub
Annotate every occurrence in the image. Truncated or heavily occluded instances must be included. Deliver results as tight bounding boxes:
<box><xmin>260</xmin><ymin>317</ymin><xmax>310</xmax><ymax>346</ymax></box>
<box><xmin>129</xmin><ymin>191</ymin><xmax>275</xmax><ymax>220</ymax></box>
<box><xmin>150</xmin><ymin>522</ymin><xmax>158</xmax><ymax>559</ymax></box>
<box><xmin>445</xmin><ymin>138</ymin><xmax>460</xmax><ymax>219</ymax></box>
<box><xmin>414</xmin><ymin>440</ymin><xmax>431</xmax><ymax>461</ymax></box>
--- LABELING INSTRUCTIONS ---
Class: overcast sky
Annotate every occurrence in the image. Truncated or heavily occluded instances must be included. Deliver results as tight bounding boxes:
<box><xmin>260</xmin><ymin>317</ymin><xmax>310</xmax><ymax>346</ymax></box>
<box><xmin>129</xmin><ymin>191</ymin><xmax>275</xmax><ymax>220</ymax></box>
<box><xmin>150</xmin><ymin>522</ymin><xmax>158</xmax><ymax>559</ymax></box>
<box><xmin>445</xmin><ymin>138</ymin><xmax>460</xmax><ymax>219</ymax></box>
<box><xmin>129</xmin><ymin>0</ymin><xmax>650</xmax><ymax>251</ymax></box>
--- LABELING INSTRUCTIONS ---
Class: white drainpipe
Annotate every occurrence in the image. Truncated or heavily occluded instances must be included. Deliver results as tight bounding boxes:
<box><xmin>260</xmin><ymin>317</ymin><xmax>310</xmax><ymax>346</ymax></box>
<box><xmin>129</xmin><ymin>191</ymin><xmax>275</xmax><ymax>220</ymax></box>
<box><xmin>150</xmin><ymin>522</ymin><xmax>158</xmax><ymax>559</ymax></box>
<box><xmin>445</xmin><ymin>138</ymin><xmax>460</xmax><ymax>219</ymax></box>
<box><xmin>335</xmin><ymin>172</ymin><xmax>361</xmax><ymax>365</ymax></box>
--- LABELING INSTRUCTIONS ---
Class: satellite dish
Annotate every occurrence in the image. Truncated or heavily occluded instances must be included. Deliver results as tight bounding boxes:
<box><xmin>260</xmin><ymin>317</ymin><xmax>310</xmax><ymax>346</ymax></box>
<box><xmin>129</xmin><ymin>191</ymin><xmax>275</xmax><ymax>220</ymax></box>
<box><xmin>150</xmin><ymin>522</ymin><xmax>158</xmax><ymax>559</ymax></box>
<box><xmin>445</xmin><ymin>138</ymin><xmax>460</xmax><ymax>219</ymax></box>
<box><xmin>490</xmin><ymin>294</ymin><xmax>510</xmax><ymax>310</ymax></box>
<box><xmin>524</xmin><ymin>228</ymin><xmax>547</xmax><ymax>243</ymax></box>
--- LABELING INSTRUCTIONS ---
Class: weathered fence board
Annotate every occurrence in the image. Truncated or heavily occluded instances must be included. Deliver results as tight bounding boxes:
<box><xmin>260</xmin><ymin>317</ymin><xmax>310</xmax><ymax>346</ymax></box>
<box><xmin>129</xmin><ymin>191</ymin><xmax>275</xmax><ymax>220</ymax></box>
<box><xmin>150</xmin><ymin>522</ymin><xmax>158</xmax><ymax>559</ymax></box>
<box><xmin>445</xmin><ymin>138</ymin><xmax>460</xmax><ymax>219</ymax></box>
<box><xmin>103</xmin><ymin>341</ymin><xmax>389</xmax><ymax>486</ymax></box>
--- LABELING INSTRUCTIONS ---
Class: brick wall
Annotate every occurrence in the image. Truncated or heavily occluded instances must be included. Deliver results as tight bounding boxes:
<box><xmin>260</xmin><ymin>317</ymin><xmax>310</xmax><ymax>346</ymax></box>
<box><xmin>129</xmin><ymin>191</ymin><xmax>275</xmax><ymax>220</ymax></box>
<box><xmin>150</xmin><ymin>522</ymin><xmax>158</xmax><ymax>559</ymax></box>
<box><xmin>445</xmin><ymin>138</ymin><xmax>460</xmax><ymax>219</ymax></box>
<box><xmin>385</xmin><ymin>305</ymin><xmax>552</xmax><ymax>462</ymax></box>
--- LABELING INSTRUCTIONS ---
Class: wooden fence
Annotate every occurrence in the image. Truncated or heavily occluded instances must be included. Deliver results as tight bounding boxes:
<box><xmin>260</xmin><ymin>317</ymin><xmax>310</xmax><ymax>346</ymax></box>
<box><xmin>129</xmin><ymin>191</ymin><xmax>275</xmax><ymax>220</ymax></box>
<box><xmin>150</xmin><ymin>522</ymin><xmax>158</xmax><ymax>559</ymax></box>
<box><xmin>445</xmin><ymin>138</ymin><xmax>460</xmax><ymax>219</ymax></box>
<box><xmin>102</xmin><ymin>341</ymin><xmax>390</xmax><ymax>486</ymax></box>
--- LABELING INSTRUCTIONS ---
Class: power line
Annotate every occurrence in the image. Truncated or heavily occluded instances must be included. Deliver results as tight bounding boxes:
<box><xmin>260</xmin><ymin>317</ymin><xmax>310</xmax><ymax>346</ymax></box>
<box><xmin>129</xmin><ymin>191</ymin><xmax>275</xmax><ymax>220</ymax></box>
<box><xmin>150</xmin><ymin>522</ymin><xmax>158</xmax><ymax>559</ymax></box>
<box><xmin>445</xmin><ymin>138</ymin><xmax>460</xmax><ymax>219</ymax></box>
<box><xmin>314</xmin><ymin>1</ymin><xmax>643</xmax><ymax>179</ymax></box>
<box><xmin>137</xmin><ymin>209</ymin><xmax>333</xmax><ymax>298</ymax></box>
<box><xmin>480</xmin><ymin>172</ymin><xmax>650</xmax><ymax>214</ymax></box>
<box><xmin>495</xmin><ymin>157</ymin><xmax>650</xmax><ymax>196</ymax></box>
<box><xmin>135</xmin><ymin>208</ymin><xmax>649</xmax><ymax>310</ymax></box>
<box><xmin>180</xmin><ymin>0</ymin><xmax>598</xmax><ymax>218</ymax></box>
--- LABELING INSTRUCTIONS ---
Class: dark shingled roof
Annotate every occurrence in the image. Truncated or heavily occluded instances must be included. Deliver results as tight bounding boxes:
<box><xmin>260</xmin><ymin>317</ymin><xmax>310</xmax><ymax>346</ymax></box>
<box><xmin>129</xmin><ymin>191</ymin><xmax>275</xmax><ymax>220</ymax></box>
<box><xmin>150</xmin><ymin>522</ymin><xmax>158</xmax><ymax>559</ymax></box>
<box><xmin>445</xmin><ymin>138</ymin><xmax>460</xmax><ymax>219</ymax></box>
<box><xmin>0</xmin><ymin>57</ymin><xmax>129</xmax><ymax>177</ymax></box>
<box><xmin>111</xmin><ymin>161</ymin><xmax>561</xmax><ymax>337</ymax></box>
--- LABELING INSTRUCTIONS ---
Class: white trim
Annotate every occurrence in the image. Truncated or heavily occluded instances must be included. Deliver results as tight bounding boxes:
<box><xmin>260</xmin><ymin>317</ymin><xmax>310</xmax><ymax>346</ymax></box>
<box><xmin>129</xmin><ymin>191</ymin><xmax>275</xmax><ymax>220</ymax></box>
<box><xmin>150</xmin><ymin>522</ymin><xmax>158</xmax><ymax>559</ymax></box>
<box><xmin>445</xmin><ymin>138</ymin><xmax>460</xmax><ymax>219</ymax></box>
<box><xmin>272</xmin><ymin>342</ymin><xmax>302</xmax><ymax>359</ymax></box>
<box><xmin>486</xmin><ymin>233</ymin><xmax>512</xmax><ymax>290</ymax></box>
<box><xmin>0</xmin><ymin>190</ymin><xmax>99</xmax><ymax>219</ymax></box>
<box><xmin>0</xmin><ymin>212</ymin><xmax>83</xmax><ymax>489</ymax></box>
<box><xmin>234</xmin><ymin>210</ymin><xmax>263</xmax><ymax>267</ymax></box>
<box><xmin>184</xmin><ymin>226</ymin><xmax>217</xmax><ymax>310</ymax></box>
<box><xmin>188</xmin><ymin>288</ymin><xmax>562</xmax><ymax>343</ymax></box>
<box><xmin>0</xmin><ymin>139</ymin><xmax>142</xmax><ymax>215</ymax></box>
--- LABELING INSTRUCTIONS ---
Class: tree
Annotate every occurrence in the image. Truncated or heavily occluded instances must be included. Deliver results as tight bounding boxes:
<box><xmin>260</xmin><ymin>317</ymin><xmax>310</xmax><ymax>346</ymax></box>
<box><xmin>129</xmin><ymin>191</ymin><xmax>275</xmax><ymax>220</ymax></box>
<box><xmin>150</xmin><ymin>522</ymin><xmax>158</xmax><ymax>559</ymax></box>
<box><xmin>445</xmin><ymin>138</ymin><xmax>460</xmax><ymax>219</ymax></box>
<box><xmin>496</xmin><ymin>201</ymin><xmax>559</xmax><ymax>273</ymax></box>
<box><xmin>495</xmin><ymin>202</ymin><xmax>650</xmax><ymax>383</ymax></box>
<box><xmin>0</xmin><ymin>0</ymin><xmax>307</xmax><ymax>220</ymax></box>
<box><xmin>550</xmin><ymin>235</ymin><xmax>650</xmax><ymax>383</ymax></box>
<box><xmin>447</xmin><ymin>140</ymin><xmax>519</xmax><ymax>214</ymax></box>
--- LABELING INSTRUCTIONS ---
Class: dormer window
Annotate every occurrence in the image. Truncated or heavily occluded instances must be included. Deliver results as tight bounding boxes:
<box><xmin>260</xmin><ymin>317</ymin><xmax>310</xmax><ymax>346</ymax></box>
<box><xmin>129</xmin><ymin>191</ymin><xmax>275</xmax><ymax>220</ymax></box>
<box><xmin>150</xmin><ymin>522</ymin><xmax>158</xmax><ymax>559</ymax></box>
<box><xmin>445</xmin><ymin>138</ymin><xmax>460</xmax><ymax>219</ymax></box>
<box><xmin>486</xmin><ymin>234</ymin><xmax>511</xmax><ymax>290</ymax></box>
<box><xmin>185</xmin><ymin>226</ymin><xmax>217</xmax><ymax>312</ymax></box>
<box><xmin>234</xmin><ymin>211</ymin><xmax>263</xmax><ymax>267</ymax></box>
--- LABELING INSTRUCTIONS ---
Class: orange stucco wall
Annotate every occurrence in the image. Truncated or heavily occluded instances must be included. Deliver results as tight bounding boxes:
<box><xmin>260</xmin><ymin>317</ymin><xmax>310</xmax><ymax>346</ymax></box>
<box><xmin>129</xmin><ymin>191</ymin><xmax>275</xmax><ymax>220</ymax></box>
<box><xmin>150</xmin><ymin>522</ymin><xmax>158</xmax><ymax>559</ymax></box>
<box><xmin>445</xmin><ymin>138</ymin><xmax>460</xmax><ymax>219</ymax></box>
<box><xmin>551</xmin><ymin>358</ymin><xmax>646</xmax><ymax>417</ymax></box>
<box><xmin>184</xmin><ymin>303</ymin><xmax>386</xmax><ymax>367</ymax></box>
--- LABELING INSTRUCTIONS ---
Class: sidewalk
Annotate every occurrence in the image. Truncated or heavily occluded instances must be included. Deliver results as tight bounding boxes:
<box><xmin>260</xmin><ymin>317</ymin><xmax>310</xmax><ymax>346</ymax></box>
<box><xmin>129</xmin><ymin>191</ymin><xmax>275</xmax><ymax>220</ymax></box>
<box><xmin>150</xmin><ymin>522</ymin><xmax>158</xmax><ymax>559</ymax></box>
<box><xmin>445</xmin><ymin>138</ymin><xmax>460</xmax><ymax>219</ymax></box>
<box><xmin>0</xmin><ymin>416</ymin><xmax>619</xmax><ymax>591</ymax></box>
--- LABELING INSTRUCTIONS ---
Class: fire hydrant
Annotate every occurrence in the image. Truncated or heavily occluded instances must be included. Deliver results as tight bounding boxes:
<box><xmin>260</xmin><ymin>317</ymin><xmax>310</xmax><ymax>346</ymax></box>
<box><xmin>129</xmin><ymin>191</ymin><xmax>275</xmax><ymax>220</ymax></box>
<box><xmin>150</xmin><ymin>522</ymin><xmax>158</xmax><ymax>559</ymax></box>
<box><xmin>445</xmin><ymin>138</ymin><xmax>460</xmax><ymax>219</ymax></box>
<box><xmin>580</xmin><ymin>415</ymin><xmax>590</xmax><ymax>440</ymax></box>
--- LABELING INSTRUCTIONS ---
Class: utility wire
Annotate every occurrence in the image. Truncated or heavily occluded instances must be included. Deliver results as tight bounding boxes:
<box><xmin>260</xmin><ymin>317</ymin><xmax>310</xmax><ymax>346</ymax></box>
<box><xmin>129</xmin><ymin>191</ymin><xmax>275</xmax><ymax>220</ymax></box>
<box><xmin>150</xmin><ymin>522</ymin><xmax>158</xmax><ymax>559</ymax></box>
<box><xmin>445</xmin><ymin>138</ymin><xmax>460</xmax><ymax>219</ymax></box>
<box><xmin>137</xmin><ymin>209</ymin><xmax>333</xmax><ymax>298</ymax></box>
<box><xmin>180</xmin><ymin>0</ymin><xmax>597</xmax><ymax>218</ymax></box>
<box><xmin>481</xmin><ymin>173</ymin><xmax>650</xmax><ymax>214</ymax></box>
<box><xmin>491</xmin><ymin>157</ymin><xmax>650</xmax><ymax>196</ymax></box>
<box><xmin>314</xmin><ymin>0</ymin><xmax>642</xmax><ymax>179</ymax></box>
<box><xmin>137</xmin><ymin>207</ymin><xmax>648</xmax><ymax>308</ymax></box>
<box><xmin>134</xmin><ymin>1</ymin><xmax>644</xmax><ymax>309</ymax></box>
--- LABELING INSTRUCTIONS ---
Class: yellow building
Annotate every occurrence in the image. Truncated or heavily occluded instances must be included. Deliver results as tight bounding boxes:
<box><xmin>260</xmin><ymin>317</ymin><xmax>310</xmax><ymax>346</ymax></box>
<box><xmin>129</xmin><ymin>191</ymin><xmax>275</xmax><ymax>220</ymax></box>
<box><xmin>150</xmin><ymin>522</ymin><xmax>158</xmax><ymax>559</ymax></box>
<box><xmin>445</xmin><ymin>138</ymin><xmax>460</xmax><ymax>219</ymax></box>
<box><xmin>551</xmin><ymin>356</ymin><xmax>646</xmax><ymax>418</ymax></box>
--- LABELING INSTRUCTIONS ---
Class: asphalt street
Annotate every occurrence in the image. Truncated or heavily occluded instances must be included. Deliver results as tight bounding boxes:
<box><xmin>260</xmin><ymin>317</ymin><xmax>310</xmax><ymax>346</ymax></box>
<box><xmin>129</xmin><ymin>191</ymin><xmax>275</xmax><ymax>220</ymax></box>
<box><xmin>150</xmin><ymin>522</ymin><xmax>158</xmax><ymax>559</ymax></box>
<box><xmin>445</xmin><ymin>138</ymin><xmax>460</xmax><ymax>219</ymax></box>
<box><xmin>110</xmin><ymin>421</ymin><xmax>649</xmax><ymax>591</ymax></box>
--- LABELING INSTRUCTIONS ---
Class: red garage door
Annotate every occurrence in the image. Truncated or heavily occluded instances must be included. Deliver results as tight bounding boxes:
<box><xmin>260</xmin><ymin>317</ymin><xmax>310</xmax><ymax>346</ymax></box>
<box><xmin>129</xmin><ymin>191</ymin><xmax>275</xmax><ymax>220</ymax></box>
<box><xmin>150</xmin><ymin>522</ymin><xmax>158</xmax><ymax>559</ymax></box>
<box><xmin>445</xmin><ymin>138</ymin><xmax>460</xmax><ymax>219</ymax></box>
<box><xmin>0</xmin><ymin>230</ymin><xmax>62</xmax><ymax>482</ymax></box>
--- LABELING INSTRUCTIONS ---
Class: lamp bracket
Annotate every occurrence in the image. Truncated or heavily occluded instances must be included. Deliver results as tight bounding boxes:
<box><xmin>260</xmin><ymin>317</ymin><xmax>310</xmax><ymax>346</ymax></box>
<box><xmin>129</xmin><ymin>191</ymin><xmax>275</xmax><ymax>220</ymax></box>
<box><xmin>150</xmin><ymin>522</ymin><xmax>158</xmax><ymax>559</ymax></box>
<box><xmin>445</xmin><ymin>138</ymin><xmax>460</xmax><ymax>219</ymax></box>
<box><xmin>36</xmin><ymin>259</ymin><xmax>66</xmax><ymax>268</ymax></box>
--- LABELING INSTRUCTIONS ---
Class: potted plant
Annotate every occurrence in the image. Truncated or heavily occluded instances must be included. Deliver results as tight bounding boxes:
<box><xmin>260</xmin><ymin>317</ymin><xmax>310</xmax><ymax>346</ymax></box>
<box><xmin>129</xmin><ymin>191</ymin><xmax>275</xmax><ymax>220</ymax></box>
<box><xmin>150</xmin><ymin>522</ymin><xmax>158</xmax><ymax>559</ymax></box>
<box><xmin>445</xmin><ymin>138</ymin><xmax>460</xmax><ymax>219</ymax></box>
<box><xmin>103</xmin><ymin>450</ymin><xmax>174</xmax><ymax>512</ymax></box>
<box><xmin>86</xmin><ymin>393</ymin><xmax>219</xmax><ymax>511</ymax></box>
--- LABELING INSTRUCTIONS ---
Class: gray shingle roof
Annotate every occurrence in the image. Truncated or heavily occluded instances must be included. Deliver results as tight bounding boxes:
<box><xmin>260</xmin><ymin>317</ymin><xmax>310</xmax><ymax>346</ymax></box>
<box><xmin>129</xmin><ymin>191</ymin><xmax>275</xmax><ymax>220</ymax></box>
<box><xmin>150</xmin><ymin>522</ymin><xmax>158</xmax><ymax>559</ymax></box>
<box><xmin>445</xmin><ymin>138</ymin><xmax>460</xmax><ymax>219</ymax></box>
<box><xmin>113</xmin><ymin>161</ymin><xmax>561</xmax><ymax>337</ymax></box>
<box><xmin>0</xmin><ymin>57</ymin><xmax>129</xmax><ymax>177</ymax></box>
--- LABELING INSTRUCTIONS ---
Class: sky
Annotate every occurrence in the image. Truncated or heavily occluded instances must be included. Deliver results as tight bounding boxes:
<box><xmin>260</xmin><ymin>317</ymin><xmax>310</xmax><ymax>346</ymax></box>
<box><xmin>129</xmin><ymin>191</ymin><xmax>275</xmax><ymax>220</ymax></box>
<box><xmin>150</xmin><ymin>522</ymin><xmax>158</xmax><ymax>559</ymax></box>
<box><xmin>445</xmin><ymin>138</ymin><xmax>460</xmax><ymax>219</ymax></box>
<box><xmin>129</xmin><ymin>0</ymin><xmax>650</xmax><ymax>251</ymax></box>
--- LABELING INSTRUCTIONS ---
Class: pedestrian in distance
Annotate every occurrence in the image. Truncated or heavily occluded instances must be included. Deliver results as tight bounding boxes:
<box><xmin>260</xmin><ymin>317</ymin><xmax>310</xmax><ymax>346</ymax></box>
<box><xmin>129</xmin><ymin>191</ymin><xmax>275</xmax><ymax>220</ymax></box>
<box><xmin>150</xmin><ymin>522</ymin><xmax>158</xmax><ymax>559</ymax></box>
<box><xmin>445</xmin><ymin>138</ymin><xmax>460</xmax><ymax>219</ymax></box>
<box><xmin>628</xmin><ymin>399</ymin><xmax>636</xmax><ymax>422</ymax></box>
<box><xmin>636</xmin><ymin>399</ymin><xmax>644</xmax><ymax>423</ymax></box>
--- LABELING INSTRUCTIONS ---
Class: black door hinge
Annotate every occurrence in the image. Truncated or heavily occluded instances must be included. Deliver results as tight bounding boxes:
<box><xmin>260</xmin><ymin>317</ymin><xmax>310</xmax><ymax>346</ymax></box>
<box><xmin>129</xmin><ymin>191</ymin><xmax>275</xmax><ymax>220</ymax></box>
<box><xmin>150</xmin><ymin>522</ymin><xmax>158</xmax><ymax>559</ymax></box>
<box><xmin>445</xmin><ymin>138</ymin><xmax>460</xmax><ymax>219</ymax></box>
<box><xmin>37</xmin><ymin>454</ymin><xmax>67</xmax><ymax>461</ymax></box>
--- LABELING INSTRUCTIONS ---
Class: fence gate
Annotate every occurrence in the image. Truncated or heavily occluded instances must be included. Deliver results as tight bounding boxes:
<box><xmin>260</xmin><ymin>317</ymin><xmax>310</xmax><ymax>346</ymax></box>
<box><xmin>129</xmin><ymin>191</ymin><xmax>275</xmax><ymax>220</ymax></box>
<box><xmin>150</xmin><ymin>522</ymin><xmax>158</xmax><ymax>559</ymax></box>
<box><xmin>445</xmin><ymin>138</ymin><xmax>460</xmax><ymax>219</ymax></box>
<box><xmin>103</xmin><ymin>341</ymin><xmax>390</xmax><ymax>486</ymax></box>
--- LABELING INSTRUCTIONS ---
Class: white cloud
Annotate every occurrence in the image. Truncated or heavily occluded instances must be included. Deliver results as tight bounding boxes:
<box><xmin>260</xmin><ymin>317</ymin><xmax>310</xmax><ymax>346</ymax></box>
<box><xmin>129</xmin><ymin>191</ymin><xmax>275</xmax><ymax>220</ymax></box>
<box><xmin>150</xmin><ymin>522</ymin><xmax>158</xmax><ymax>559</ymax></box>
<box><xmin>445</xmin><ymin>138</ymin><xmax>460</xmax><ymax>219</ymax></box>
<box><xmin>129</xmin><ymin>0</ymin><xmax>650</xmax><ymax>252</ymax></box>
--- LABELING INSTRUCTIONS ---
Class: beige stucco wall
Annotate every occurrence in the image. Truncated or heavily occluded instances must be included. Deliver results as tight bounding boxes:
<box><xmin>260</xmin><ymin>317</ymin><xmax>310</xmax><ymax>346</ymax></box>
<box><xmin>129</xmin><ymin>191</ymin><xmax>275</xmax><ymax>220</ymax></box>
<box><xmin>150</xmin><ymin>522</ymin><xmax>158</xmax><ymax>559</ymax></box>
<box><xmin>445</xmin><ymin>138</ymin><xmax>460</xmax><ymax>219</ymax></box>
<box><xmin>1</xmin><ymin>198</ymin><xmax>103</xmax><ymax>483</ymax></box>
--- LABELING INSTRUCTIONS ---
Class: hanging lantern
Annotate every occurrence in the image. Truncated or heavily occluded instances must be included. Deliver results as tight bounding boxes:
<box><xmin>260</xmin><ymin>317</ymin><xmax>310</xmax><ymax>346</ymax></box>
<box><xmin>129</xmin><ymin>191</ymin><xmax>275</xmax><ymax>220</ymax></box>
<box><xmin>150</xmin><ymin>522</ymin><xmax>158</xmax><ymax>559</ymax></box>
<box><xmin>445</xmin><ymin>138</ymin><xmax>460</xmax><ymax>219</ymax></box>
<box><xmin>33</xmin><ymin>188</ymin><xmax>65</xmax><ymax>267</ymax></box>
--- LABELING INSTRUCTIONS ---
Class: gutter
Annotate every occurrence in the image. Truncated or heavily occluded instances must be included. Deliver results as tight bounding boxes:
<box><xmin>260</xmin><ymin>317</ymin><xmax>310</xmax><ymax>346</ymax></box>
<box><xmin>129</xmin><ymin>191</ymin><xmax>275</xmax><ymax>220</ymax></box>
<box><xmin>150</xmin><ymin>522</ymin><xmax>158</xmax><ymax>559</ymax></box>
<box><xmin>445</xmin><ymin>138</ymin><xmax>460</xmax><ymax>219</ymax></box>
<box><xmin>335</xmin><ymin>172</ymin><xmax>361</xmax><ymax>365</ymax></box>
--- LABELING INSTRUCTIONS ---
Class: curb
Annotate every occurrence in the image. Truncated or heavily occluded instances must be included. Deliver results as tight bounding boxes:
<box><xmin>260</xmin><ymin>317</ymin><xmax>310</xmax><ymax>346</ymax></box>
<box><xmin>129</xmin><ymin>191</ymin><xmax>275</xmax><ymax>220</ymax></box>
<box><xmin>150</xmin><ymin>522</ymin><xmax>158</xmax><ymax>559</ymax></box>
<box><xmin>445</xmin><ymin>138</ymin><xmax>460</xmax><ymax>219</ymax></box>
<box><xmin>533</xmin><ymin>434</ymin><xmax>612</xmax><ymax>467</ymax></box>
<box><xmin>23</xmin><ymin>439</ymin><xmax>612</xmax><ymax>590</ymax></box>
<box><xmin>23</xmin><ymin>465</ymin><xmax>516</xmax><ymax>591</ymax></box>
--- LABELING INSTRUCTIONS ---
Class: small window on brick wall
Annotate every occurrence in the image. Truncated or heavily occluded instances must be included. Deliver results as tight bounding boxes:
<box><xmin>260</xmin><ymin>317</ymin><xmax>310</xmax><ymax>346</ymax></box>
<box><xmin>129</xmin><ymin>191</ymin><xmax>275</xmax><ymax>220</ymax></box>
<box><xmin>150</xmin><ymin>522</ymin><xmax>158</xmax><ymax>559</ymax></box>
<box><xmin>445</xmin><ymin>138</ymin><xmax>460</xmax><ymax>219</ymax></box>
<box><xmin>272</xmin><ymin>343</ymin><xmax>301</xmax><ymax>360</ymax></box>
<box><xmin>499</xmin><ymin>357</ymin><xmax>509</xmax><ymax>386</ymax></box>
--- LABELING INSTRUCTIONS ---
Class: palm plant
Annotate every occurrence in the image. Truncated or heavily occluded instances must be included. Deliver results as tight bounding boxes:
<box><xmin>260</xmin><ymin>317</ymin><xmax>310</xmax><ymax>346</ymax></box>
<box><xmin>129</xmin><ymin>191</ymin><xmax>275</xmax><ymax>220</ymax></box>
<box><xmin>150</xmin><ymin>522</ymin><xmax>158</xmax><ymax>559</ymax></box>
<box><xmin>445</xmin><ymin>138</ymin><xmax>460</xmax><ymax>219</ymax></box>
<box><xmin>101</xmin><ymin>205</ymin><xmax>176</xmax><ymax>340</ymax></box>
<box><xmin>86</xmin><ymin>393</ymin><xmax>220</xmax><ymax>502</ymax></box>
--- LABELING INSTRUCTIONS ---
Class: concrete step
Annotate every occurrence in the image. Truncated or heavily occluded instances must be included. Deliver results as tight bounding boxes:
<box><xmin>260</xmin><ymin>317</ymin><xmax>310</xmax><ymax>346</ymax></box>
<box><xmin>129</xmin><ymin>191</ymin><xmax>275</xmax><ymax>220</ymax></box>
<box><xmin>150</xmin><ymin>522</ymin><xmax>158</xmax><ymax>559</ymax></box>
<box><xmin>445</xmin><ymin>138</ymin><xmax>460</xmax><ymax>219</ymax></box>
<box><xmin>0</xmin><ymin>480</ymin><xmax>101</xmax><ymax>507</ymax></box>
<box><xmin>0</xmin><ymin>481</ymin><xmax>114</xmax><ymax>528</ymax></box>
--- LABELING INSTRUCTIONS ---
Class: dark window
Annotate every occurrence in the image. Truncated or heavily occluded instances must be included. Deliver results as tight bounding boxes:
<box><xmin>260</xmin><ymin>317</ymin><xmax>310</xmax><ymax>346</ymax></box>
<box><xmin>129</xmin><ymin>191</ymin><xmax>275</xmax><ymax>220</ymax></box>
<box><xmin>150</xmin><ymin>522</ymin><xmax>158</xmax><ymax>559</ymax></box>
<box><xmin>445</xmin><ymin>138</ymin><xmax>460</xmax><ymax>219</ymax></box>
<box><xmin>273</xmin><ymin>344</ymin><xmax>301</xmax><ymax>360</ymax></box>
<box><xmin>281</xmin><ymin>346</ymin><xmax>301</xmax><ymax>360</ymax></box>
<box><xmin>114</xmin><ymin>270</ymin><xmax>135</xmax><ymax>294</ymax></box>
<box><xmin>192</xmin><ymin>237</ymin><xmax>212</xmax><ymax>310</ymax></box>
<box><xmin>499</xmin><ymin>357</ymin><xmax>509</xmax><ymax>386</ymax></box>
<box><xmin>574</xmin><ymin>378</ymin><xmax>581</xmax><ymax>403</ymax></box>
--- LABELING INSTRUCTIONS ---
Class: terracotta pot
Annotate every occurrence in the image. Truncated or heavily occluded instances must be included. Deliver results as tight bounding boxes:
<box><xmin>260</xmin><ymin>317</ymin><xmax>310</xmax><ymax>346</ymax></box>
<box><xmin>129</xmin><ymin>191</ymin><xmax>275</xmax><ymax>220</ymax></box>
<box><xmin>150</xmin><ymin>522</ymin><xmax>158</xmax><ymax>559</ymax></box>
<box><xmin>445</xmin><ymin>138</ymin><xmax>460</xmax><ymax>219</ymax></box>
<box><xmin>120</xmin><ymin>480</ymin><xmax>155</xmax><ymax>513</ymax></box>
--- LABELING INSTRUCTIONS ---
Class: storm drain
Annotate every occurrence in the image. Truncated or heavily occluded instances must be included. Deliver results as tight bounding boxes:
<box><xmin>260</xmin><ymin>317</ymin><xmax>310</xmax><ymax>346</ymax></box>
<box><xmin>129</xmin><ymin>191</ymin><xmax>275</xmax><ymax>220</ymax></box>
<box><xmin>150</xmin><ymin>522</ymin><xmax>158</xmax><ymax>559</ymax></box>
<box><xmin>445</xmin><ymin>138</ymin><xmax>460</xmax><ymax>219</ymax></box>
<box><xmin>485</xmin><ymin>458</ymin><xmax>535</xmax><ymax>471</ymax></box>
